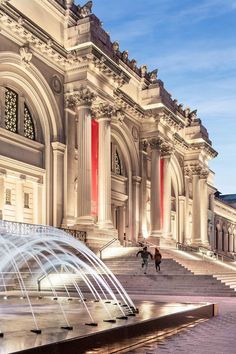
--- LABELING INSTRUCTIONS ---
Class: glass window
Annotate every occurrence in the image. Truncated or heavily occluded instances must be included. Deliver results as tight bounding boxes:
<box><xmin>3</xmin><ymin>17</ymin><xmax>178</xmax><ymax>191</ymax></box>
<box><xmin>5</xmin><ymin>189</ymin><xmax>11</xmax><ymax>205</ymax></box>
<box><xmin>24</xmin><ymin>193</ymin><xmax>30</xmax><ymax>208</ymax></box>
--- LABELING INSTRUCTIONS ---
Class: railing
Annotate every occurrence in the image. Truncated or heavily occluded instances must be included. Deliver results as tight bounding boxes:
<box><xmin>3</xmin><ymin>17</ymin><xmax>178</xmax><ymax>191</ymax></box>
<box><xmin>99</xmin><ymin>238</ymin><xmax>118</xmax><ymax>259</ymax></box>
<box><xmin>176</xmin><ymin>242</ymin><xmax>236</xmax><ymax>263</ymax></box>
<box><xmin>0</xmin><ymin>220</ymin><xmax>87</xmax><ymax>244</ymax></box>
<box><xmin>60</xmin><ymin>228</ymin><xmax>87</xmax><ymax>244</ymax></box>
<box><xmin>176</xmin><ymin>242</ymin><xmax>198</xmax><ymax>253</ymax></box>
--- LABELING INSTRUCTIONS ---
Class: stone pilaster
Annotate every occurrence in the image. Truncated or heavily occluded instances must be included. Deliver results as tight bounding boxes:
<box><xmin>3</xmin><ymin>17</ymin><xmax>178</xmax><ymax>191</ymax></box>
<box><xmin>190</xmin><ymin>163</ymin><xmax>202</xmax><ymax>245</ymax></box>
<box><xmin>65</xmin><ymin>88</ymin><xmax>96</xmax><ymax>228</ymax></box>
<box><xmin>16</xmin><ymin>175</ymin><xmax>25</xmax><ymax>223</ymax></box>
<box><xmin>51</xmin><ymin>142</ymin><xmax>66</xmax><ymax>227</ymax></box>
<box><xmin>149</xmin><ymin>137</ymin><xmax>162</xmax><ymax>244</ymax></box>
<box><xmin>162</xmin><ymin>143</ymin><xmax>174</xmax><ymax>242</ymax></box>
<box><xmin>0</xmin><ymin>170</ymin><xmax>6</xmax><ymax>220</ymax></box>
<box><xmin>139</xmin><ymin>140</ymin><xmax>148</xmax><ymax>239</ymax></box>
<box><xmin>184</xmin><ymin>167</ymin><xmax>191</xmax><ymax>244</ymax></box>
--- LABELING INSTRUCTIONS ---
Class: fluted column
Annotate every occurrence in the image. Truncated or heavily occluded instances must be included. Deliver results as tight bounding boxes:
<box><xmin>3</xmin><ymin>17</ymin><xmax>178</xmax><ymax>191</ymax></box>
<box><xmin>200</xmin><ymin>169</ymin><xmax>210</xmax><ymax>246</ymax></box>
<box><xmin>65</xmin><ymin>88</ymin><xmax>96</xmax><ymax>227</ymax></box>
<box><xmin>149</xmin><ymin>138</ymin><xmax>162</xmax><ymax>243</ymax></box>
<box><xmin>93</xmin><ymin>103</ymin><xmax>119</xmax><ymax>229</ymax></box>
<box><xmin>139</xmin><ymin>141</ymin><xmax>148</xmax><ymax>238</ymax></box>
<box><xmin>191</xmin><ymin>164</ymin><xmax>201</xmax><ymax>244</ymax></box>
<box><xmin>184</xmin><ymin>168</ymin><xmax>191</xmax><ymax>244</ymax></box>
<box><xmin>63</xmin><ymin>110</ymin><xmax>76</xmax><ymax>225</ymax></box>
<box><xmin>162</xmin><ymin>144</ymin><xmax>173</xmax><ymax>240</ymax></box>
<box><xmin>132</xmin><ymin>176</ymin><xmax>141</xmax><ymax>242</ymax></box>
<box><xmin>0</xmin><ymin>170</ymin><xmax>6</xmax><ymax>220</ymax></box>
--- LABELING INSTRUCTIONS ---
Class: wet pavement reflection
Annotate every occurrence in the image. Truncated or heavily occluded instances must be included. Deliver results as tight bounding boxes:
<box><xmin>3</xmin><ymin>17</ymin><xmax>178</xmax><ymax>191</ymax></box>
<box><xmin>0</xmin><ymin>295</ymin><xmax>211</xmax><ymax>354</ymax></box>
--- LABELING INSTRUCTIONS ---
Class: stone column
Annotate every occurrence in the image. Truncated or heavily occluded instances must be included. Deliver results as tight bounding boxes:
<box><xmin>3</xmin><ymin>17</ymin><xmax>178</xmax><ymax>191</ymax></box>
<box><xmin>191</xmin><ymin>164</ymin><xmax>201</xmax><ymax>245</ymax></box>
<box><xmin>149</xmin><ymin>138</ymin><xmax>162</xmax><ymax>244</ymax></box>
<box><xmin>51</xmin><ymin>142</ymin><xmax>66</xmax><ymax>227</ymax></box>
<box><xmin>132</xmin><ymin>176</ymin><xmax>141</xmax><ymax>242</ymax></box>
<box><xmin>162</xmin><ymin>144</ymin><xmax>173</xmax><ymax>241</ymax></box>
<box><xmin>63</xmin><ymin>110</ymin><xmax>76</xmax><ymax>225</ymax></box>
<box><xmin>184</xmin><ymin>168</ymin><xmax>191</xmax><ymax>244</ymax></box>
<box><xmin>178</xmin><ymin>196</ymin><xmax>185</xmax><ymax>244</ymax></box>
<box><xmin>139</xmin><ymin>141</ymin><xmax>148</xmax><ymax>239</ymax></box>
<box><xmin>66</xmin><ymin>89</ymin><xmax>96</xmax><ymax>227</ymax></box>
<box><xmin>199</xmin><ymin>169</ymin><xmax>210</xmax><ymax>246</ymax></box>
<box><xmin>94</xmin><ymin>104</ymin><xmax>115</xmax><ymax>229</ymax></box>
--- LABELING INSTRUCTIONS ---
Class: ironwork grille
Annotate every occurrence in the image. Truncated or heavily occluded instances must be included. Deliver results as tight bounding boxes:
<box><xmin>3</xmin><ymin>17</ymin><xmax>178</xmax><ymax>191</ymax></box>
<box><xmin>115</xmin><ymin>151</ymin><xmax>122</xmax><ymax>175</ymax></box>
<box><xmin>5</xmin><ymin>88</ymin><xmax>18</xmax><ymax>133</ymax></box>
<box><xmin>24</xmin><ymin>104</ymin><xmax>35</xmax><ymax>140</ymax></box>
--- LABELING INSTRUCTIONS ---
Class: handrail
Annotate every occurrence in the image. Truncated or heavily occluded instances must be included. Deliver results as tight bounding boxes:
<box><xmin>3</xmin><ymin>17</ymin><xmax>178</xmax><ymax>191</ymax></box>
<box><xmin>176</xmin><ymin>242</ymin><xmax>235</xmax><ymax>263</ymax></box>
<box><xmin>99</xmin><ymin>238</ymin><xmax>117</xmax><ymax>259</ymax></box>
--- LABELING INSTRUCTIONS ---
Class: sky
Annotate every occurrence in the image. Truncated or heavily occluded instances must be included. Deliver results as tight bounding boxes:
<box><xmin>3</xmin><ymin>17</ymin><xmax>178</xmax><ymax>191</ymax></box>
<box><xmin>77</xmin><ymin>0</ymin><xmax>236</xmax><ymax>194</ymax></box>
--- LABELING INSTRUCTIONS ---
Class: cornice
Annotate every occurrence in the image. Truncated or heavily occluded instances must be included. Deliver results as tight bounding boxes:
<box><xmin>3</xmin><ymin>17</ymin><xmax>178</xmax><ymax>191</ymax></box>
<box><xmin>114</xmin><ymin>89</ymin><xmax>145</xmax><ymax>121</ymax></box>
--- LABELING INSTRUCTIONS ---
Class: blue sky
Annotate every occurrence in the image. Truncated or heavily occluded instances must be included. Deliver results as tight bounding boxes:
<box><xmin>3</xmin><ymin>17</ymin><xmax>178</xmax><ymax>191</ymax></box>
<box><xmin>77</xmin><ymin>0</ymin><xmax>236</xmax><ymax>194</ymax></box>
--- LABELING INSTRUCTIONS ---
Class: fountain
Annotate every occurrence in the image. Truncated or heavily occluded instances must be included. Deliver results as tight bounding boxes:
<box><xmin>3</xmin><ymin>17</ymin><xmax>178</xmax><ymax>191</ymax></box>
<box><xmin>0</xmin><ymin>220</ymin><xmax>136</xmax><ymax>336</ymax></box>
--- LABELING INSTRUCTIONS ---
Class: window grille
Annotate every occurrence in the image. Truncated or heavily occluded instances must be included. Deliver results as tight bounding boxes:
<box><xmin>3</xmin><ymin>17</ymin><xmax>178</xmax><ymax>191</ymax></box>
<box><xmin>115</xmin><ymin>151</ymin><xmax>122</xmax><ymax>175</ymax></box>
<box><xmin>24</xmin><ymin>104</ymin><xmax>35</xmax><ymax>140</ymax></box>
<box><xmin>5</xmin><ymin>88</ymin><xmax>18</xmax><ymax>133</ymax></box>
<box><xmin>5</xmin><ymin>189</ymin><xmax>11</xmax><ymax>205</ymax></box>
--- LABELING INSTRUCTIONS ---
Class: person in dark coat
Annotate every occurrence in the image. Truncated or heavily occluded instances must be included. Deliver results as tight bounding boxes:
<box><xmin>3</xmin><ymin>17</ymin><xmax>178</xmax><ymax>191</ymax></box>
<box><xmin>154</xmin><ymin>248</ymin><xmax>162</xmax><ymax>271</ymax></box>
<box><xmin>136</xmin><ymin>246</ymin><xmax>153</xmax><ymax>274</ymax></box>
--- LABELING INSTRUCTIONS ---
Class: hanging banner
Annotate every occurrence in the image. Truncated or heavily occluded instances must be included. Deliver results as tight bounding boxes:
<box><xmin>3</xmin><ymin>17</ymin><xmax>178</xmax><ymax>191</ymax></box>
<box><xmin>91</xmin><ymin>119</ymin><xmax>99</xmax><ymax>216</ymax></box>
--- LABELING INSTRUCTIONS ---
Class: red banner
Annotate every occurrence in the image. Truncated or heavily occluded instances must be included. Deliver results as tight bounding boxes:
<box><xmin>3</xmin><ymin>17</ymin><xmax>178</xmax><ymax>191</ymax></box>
<box><xmin>91</xmin><ymin>120</ymin><xmax>99</xmax><ymax>216</ymax></box>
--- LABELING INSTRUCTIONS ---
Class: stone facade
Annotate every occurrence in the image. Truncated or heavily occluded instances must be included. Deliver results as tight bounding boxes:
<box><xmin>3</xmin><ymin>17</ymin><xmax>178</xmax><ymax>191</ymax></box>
<box><xmin>0</xmin><ymin>0</ymin><xmax>235</xmax><ymax>252</ymax></box>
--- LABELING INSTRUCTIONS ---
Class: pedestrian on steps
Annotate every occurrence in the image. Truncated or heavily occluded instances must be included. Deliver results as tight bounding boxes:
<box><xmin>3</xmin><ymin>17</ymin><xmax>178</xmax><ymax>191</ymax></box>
<box><xmin>136</xmin><ymin>246</ymin><xmax>153</xmax><ymax>274</ymax></box>
<box><xmin>154</xmin><ymin>248</ymin><xmax>162</xmax><ymax>272</ymax></box>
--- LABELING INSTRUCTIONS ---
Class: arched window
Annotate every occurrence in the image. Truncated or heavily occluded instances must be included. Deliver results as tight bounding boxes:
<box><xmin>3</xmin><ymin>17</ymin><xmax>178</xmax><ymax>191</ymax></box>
<box><xmin>4</xmin><ymin>87</ymin><xmax>36</xmax><ymax>140</ymax></box>
<box><xmin>5</xmin><ymin>88</ymin><xmax>18</xmax><ymax>133</ymax></box>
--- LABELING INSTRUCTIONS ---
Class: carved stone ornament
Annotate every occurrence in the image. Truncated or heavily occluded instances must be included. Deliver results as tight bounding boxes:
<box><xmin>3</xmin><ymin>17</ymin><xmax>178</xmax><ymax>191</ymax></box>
<box><xmin>51</xmin><ymin>75</ymin><xmax>62</xmax><ymax>94</ymax></box>
<box><xmin>189</xmin><ymin>163</ymin><xmax>202</xmax><ymax>175</ymax></box>
<box><xmin>161</xmin><ymin>142</ymin><xmax>174</xmax><ymax>157</ymax></box>
<box><xmin>190</xmin><ymin>109</ymin><xmax>197</xmax><ymax>120</ymax></box>
<box><xmin>140</xmin><ymin>139</ymin><xmax>148</xmax><ymax>152</ymax></box>
<box><xmin>148</xmin><ymin>69</ymin><xmax>158</xmax><ymax>83</ymax></box>
<box><xmin>132</xmin><ymin>126</ymin><xmax>139</xmax><ymax>142</ymax></box>
<box><xmin>113</xmin><ymin>41</ymin><xmax>119</xmax><ymax>52</ymax></box>
<box><xmin>140</xmin><ymin>64</ymin><xmax>148</xmax><ymax>78</ymax></box>
<box><xmin>19</xmin><ymin>45</ymin><xmax>32</xmax><ymax>67</ymax></box>
<box><xmin>77</xmin><ymin>1</ymin><xmax>93</xmax><ymax>18</ymax></box>
<box><xmin>122</xmin><ymin>50</ymin><xmax>129</xmax><ymax>62</ymax></box>
<box><xmin>184</xmin><ymin>166</ymin><xmax>191</xmax><ymax>177</ymax></box>
<box><xmin>200</xmin><ymin>169</ymin><xmax>209</xmax><ymax>179</ymax></box>
<box><xmin>65</xmin><ymin>88</ymin><xmax>96</xmax><ymax>109</ymax></box>
<box><xmin>92</xmin><ymin>103</ymin><xmax>116</xmax><ymax>120</ymax></box>
<box><xmin>130</xmin><ymin>59</ymin><xmax>137</xmax><ymax>70</ymax></box>
<box><xmin>148</xmin><ymin>137</ymin><xmax>163</xmax><ymax>150</ymax></box>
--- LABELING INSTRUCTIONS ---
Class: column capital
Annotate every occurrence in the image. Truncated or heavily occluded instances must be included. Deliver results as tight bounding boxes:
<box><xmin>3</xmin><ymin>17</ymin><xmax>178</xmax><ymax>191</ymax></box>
<box><xmin>200</xmin><ymin>168</ymin><xmax>209</xmax><ymax>180</ymax></box>
<box><xmin>148</xmin><ymin>137</ymin><xmax>163</xmax><ymax>151</ymax></box>
<box><xmin>65</xmin><ymin>88</ymin><xmax>96</xmax><ymax>109</ymax></box>
<box><xmin>140</xmin><ymin>139</ymin><xmax>148</xmax><ymax>152</ymax></box>
<box><xmin>161</xmin><ymin>142</ymin><xmax>175</xmax><ymax>158</ymax></box>
<box><xmin>92</xmin><ymin>103</ymin><xmax>124</xmax><ymax>124</ymax></box>
<box><xmin>189</xmin><ymin>163</ymin><xmax>202</xmax><ymax>176</ymax></box>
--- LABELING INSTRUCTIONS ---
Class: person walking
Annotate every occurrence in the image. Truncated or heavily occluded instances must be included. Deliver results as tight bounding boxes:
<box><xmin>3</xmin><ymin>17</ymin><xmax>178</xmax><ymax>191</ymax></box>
<box><xmin>136</xmin><ymin>246</ymin><xmax>153</xmax><ymax>274</ymax></box>
<box><xmin>154</xmin><ymin>248</ymin><xmax>162</xmax><ymax>272</ymax></box>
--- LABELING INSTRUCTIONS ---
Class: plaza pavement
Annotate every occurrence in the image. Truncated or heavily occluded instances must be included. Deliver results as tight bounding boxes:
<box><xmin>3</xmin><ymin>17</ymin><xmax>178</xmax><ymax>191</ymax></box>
<box><xmin>124</xmin><ymin>295</ymin><xmax>236</xmax><ymax>354</ymax></box>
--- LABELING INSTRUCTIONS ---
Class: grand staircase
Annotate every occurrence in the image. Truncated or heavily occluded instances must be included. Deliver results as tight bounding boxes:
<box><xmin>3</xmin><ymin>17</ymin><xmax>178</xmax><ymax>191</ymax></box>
<box><xmin>100</xmin><ymin>247</ymin><xmax>236</xmax><ymax>297</ymax></box>
<box><xmin>8</xmin><ymin>246</ymin><xmax>236</xmax><ymax>297</ymax></box>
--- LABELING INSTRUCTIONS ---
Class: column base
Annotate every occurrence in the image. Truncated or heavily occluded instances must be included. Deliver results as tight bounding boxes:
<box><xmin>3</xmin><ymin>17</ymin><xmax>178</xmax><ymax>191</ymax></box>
<box><xmin>160</xmin><ymin>233</ymin><xmax>176</xmax><ymax>248</ymax></box>
<box><xmin>61</xmin><ymin>216</ymin><xmax>75</xmax><ymax>227</ymax></box>
<box><xmin>76</xmin><ymin>215</ymin><xmax>95</xmax><ymax>227</ymax></box>
<box><xmin>191</xmin><ymin>239</ymin><xmax>210</xmax><ymax>248</ymax></box>
<box><xmin>97</xmin><ymin>220</ymin><xmax>114</xmax><ymax>230</ymax></box>
<box><xmin>148</xmin><ymin>231</ymin><xmax>162</xmax><ymax>247</ymax></box>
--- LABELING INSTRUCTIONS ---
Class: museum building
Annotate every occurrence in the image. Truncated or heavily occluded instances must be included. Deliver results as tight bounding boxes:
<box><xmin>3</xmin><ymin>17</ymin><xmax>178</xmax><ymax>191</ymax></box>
<box><xmin>0</xmin><ymin>0</ymin><xmax>236</xmax><ymax>253</ymax></box>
